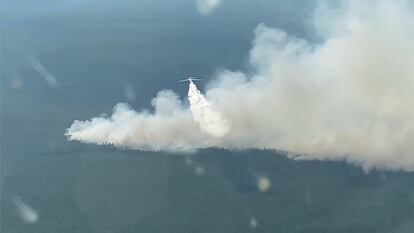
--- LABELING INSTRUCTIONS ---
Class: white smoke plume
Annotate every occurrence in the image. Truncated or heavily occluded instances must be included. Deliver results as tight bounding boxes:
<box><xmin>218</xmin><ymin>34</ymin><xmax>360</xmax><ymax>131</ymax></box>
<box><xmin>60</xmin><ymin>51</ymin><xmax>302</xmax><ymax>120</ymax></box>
<box><xmin>196</xmin><ymin>0</ymin><xmax>221</xmax><ymax>16</ymax></box>
<box><xmin>188</xmin><ymin>81</ymin><xmax>230</xmax><ymax>137</ymax></box>
<box><xmin>67</xmin><ymin>81</ymin><xmax>229</xmax><ymax>151</ymax></box>
<box><xmin>67</xmin><ymin>0</ymin><xmax>414</xmax><ymax>171</ymax></box>
<box><xmin>67</xmin><ymin>89</ymin><xmax>209</xmax><ymax>152</ymax></box>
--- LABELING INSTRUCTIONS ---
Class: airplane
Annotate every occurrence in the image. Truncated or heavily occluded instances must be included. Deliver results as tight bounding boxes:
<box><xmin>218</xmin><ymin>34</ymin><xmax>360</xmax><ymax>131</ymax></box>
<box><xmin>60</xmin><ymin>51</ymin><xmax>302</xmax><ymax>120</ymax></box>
<box><xmin>178</xmin><ymin>77</ymin><xmax>204</xmax><ymax>83</ymax></box>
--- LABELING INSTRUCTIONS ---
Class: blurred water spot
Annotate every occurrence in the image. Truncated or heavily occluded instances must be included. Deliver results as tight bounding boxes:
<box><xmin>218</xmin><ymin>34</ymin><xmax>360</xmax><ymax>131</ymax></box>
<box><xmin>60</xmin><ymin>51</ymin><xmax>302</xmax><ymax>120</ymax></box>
<box><xmin>48</xmin><ymin>139</ymin><xmax>58</xmax><ymax>150</ymax></box>
<box><xmin>257</xmin><ymin>176</ymin><xmax>271</xmax><ymax>192</ymax></box>
<box><xmin>305</xmin><ymin>192</ymin><xmax>312</xmax><ymax>205</ymax></box>
<box><xmin>13</xmin><ymin>196</ymin><xmax>39</xmax><ymax>224</ymax></box>
<box><xmin>11</xmin><ymin>76</ymin><xmax>24</xmax><ymax>90</ymax></box>
<box><xmin>249</xmin><ymin>216</ymin><xmax>258</xmax><ymax>228</ymax></box>
<box><xmin>194</xmin><ymin>166</ymin><xmax>205</xmax><ymax>176</ymax></box>
<box><xmin>196</xmin><ymin>0</ymin><xmax>221</xmax><ymax>15</ymax></box>
<box><xmin>28</xmin><ymin>56</ymin><xmax>57</xmax><ymax>87</ymax></box>
<box><xmin>124</xmin><ymin>83</ymin><xmax>136</xmax><ymax>102</ymax></box>
<box><xmin>184</xmin><ymin>156</ymin><xmax>194</xmax><ymax>166</ymax></box>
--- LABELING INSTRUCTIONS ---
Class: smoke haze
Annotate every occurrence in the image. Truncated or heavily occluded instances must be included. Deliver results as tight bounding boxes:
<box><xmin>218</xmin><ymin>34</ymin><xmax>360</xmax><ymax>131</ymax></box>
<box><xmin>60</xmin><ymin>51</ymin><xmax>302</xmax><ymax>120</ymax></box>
<box><xmin>66</xmin><ymin>0</ymin><xmax>414</xmax><ymax>171</ymax></box>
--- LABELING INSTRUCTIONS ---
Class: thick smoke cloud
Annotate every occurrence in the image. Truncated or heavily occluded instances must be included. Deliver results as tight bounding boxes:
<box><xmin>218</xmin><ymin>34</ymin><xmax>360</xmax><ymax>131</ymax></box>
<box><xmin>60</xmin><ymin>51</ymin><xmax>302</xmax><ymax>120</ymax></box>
<box><xmin>67</xmin><ymin>0</ymin><xmax>414</xmax><ymax>171</ymax></box>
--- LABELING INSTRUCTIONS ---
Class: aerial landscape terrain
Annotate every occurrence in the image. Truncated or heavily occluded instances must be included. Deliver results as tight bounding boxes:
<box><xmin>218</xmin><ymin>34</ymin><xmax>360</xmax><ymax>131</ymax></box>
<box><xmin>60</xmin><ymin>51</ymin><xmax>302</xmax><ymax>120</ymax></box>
<box><xmin>1</xmin><ymin>0</ymin><xmax>414</xmax><ymax>232</ymax></box>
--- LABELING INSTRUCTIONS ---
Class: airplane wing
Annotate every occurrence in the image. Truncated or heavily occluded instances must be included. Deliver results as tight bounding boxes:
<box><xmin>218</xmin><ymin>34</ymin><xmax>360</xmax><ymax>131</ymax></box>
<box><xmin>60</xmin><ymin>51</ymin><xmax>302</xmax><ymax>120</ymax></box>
<box><xmin>178</xmin><ymin>77</ymin><xmax>204</xmax><ymax>82</ymax></box>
